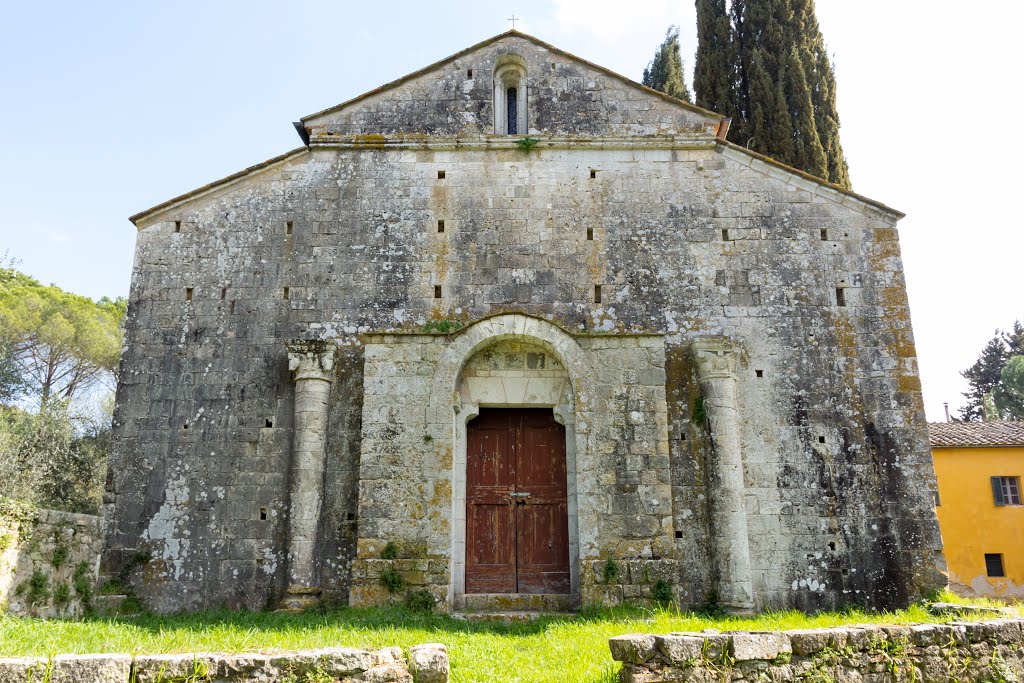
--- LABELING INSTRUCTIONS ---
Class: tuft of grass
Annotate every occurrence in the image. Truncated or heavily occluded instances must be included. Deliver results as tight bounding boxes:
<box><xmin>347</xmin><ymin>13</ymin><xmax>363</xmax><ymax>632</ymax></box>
<box><xmin>403</xmin><ymin>589</ymin><xmax>435</xmax><ymax>613</ymax></box>
<box><xmin>0</xmin><ymin>600</ymin><xmax>1018</xmax><ymax>683</ymax></box>
<box><xmin>380</xmin><ymin>542</ymin><xmax>399</xmax><ymax>561</ymax></box>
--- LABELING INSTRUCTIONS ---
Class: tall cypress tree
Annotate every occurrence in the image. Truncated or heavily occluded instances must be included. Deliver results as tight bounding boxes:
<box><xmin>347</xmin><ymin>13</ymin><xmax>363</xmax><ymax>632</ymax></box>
<box><xmin>694</xmin><ymin>0</ymin><xmax>734</xmax><ymax>115</ymax></box>
<box><xmin>695</xmin><ymin>0</ymin><xmax>851</xmax><ymax>188</ymax></box>
<box><xmin>786</xmin><ymin>47</ymin><xmax>828</xmax><ymax>179</ymax></box>
<box><xmin>643</xmin><ymin>26</ymin><xmax>693</xmax><ymax>103</ymax></box>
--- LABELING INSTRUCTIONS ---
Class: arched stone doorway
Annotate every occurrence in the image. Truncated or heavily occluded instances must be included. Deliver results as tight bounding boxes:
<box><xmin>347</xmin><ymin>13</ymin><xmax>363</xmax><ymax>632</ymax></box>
<box><xmin>453</xmin><ymin>339</ymin><xmax>578</xmax><ymax>604</ymax></box>
<box><xmin>427</xmin><ymin>314</ymin><xmax>594</xmax><ymax>609</ymax></box>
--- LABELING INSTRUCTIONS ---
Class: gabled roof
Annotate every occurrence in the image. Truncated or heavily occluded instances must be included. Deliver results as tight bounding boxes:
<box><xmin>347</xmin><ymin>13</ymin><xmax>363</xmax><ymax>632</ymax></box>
<box><xmin>929</xmin><ymin>421</ymin><xmax>1024</xmax><ymax>448</ymax></box>
<box><xmin>299</xmin><ymin>29</ymin><xmax>723</xmax><ymax>126</ymax></box>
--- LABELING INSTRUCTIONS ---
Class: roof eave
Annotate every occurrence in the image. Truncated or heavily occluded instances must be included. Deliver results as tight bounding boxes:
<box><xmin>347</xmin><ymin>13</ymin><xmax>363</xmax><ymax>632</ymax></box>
<box><xmin>715</xmin><ymin>139</ymin><xmax>906</xmax><ymax>221</ymax></box>
<box><xmin>128</xmin><ymin>147</ymin><xmax>309</xmax><ymax>228</ymax></box>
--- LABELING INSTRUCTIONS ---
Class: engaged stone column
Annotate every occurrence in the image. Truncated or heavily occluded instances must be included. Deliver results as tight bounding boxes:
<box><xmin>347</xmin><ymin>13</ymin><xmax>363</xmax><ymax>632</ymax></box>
<box><xmin>693</xmin><ymin>338</ymin><xmax>754</xmax><ymax>613</ymax></box>
<box><xmin>280</xmin><ymin>340</ymin><xmax>335</xmax><ymax>611</ymax></box>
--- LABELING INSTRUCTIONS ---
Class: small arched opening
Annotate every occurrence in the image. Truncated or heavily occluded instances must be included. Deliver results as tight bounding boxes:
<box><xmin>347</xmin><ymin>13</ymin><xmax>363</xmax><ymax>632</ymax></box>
<box><xmin>493</xmin><ymin>54</ymin><xmax>527</xmax><ymax>135</ymax></box>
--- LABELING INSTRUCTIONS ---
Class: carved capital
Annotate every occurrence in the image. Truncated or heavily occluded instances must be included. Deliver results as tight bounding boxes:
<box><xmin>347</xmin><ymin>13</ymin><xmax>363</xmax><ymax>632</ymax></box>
<box><xmin>692</xmin><ymin>337</ymin><xmax>740</xmax><ymax>381</ymax></box>
<box><xmin>287</xmin><ymin>340</ymin><xmax>335</xmax><ymax>383</ymax></box>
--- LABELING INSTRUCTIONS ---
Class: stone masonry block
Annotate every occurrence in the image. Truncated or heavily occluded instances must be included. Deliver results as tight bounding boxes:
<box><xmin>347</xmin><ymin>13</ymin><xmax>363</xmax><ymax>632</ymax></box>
<box><xmin>609</xmin><ymin>634</ymin><xmax>659</xmax><ymax>664</ymax></box>
<box><xmin>730</xmin><ymin>632</ymin><xmax>792</xmax><ymax>661</ymax></box>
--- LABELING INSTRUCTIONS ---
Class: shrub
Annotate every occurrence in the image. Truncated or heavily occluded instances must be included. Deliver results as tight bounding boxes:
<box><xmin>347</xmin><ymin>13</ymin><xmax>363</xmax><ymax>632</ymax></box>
<box><xmin>380</xmin><ymin>568</ymin><xmax>405</xmax><ymax>594</ymax></box>
<box><xmin>72</xmin><ymin>561</ymin><xmax>94</xmax><ymax>612</ymax></box>
<box><xmin>0</xmin><ymin>403</ymin><xmax>109</xmax><ymax>514</ymax></box>
<box><xmin>53</xmin><ymin>582</ymin><xmax>71</xmax><ymax>606</ymax></box>
<box><xmin>26</xmin><ymin>570</ymin><xmax>49</xmax><ymax>605</ymax></box>
<box><xmin>51</xmin><ymin>540</ymin><xmax>69</xmax><ymax>570</ymax></box>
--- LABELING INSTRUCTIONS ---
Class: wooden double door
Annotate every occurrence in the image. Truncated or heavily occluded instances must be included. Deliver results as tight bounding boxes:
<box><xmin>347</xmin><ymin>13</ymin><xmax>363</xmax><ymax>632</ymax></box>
<box><xmin>465</xmin><ymin>408</ymin><xmax>571</xmax><ymax>594</ymax></box>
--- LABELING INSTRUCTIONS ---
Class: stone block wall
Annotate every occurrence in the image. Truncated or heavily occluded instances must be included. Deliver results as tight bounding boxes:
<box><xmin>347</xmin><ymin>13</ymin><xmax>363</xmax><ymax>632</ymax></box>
<box><xmin>0</xmin><ymin>643</ymin><xmax>449</xmax><ymax>683</ymax></box>
<box><xmin>611</xmin><ymin>620</ymin><xmax>1024</xmax><ymax>682</ymax></box>
<box><xmin>0</xmin><ymin>501</ymin><xmax>101</xmax><ymax>617</ymax></box>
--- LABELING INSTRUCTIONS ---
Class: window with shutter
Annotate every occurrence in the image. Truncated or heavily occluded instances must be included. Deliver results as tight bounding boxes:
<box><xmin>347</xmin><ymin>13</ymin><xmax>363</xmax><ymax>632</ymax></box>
<box><xmin>993</xmin><ymin>476</ymin><xmax>1022</xmax><ymax>505</ymax></box>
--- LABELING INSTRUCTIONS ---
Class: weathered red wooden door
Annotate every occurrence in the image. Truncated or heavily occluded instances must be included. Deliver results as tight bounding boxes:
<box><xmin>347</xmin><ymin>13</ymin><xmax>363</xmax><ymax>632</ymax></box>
<box><xmin>466</xmin><ymin>408</ymin><xmax>570</xmax><ymax>594</ymax></box>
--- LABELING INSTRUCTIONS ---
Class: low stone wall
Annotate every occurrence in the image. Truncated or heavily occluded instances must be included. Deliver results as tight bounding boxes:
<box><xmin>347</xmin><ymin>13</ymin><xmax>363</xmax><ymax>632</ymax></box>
<box><xmin>610</xmin><ymin>619</ymin><xmax>1024</xmax><ymax>682</ymax></box>
<box><xmin>0</xmin><ymin>643</ymin><xmax>449</xmax><ymax>683</ymax></box>
<box><xmin>0</xmin><ymin>501</ymin><xmax>102</xmax><ymax>617</ymax></box>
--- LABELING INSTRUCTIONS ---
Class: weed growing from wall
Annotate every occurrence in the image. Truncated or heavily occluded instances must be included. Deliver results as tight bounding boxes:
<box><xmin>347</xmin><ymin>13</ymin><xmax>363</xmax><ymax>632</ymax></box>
<box><xmin>515</xmin><ymin>137</ymin><xmax>540</xmax><ymax>152</ymax></box>
<box><xmin>380</xmin><ymin>568</ymin><xmax>405</xmax><ymax>594</ymax></box>
<box><xmin>601</xmin><ymin>559</ymin><xmax>620</xmax><ymax>584</ymax></box>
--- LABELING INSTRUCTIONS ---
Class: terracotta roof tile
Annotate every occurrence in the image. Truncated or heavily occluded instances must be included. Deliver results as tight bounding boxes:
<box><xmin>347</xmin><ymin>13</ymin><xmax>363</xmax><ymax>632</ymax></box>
<box><xmin>928</xmin><ymin>421</ymin><xmax>1024</xmax><ymax>448</ymax></box>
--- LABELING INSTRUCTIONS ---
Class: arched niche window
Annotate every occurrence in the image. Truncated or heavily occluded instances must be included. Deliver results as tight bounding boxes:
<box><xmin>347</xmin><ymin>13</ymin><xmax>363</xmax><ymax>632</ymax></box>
<box><xmin>493</xmin><ymin>54</ymin><xmax>527</xmax><ymax>135</ymax></box>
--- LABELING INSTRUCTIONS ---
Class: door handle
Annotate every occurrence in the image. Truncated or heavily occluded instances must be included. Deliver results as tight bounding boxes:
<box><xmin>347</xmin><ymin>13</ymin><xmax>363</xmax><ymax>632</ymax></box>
<box><xmin>510</xmin><ymin>492</ymin><xmax>531</xmax><ymax>502</ymax></box>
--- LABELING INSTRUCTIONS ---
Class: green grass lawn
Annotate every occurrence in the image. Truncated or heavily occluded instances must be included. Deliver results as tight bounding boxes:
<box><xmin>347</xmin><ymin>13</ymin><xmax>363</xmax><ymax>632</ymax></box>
<box><xmin>0</xmin><ymin>592</ymin><xmax>1017</xmax><ymax>683</ymax></box>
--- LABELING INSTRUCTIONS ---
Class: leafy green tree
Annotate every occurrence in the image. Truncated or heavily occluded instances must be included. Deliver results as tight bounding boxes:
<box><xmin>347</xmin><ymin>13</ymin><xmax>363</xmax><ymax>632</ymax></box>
<box><xmin>959</xmin><ymin>322</ymin><xmax>1023</xmax><ymax>421</ymax></box>
<box><xmin>0</xmin><ymin>401</ymin><xmax>108</xmax><ymax>514</ymax></box>
<box><xmin>643</xmin><ymin>26</ymin><xmax>693</xmax><ymax>103</ymax></box>
<box><xmin>0</xmin><ymin>339</ymin><xmax>24</xmax><ymax>404</ymax></box>
<box><xmin>993</xmin><ymin>356</ymin><xmax>1024</xmax><ymax>420</ymax></box>
<box><xmin>694</xmin><ymin>0</ymin><xmax>734</xmax><ymax>115</ymax></box>
<box><xmin>0</xmin><ymin>268</ymin><xmax>125</xmax><ymax>406</ymax></box>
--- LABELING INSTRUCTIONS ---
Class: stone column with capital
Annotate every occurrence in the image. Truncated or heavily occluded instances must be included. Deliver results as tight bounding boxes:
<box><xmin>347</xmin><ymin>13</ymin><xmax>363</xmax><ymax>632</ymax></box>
<box><xmin>280</xmin><ymin>340</ymin><xmax>335</xmax><ymax>611</ymax></box>
<box><xmin>693</xmin><ymin>337</ymin><xmax>755</xmax><ymax>613</ymax></box>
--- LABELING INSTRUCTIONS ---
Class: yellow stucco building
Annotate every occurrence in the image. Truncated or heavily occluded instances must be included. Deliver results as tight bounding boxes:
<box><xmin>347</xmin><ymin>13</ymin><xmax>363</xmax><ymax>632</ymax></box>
<box><xmin>930</xmin><ymin>421</ymin><xmax>1024</xmax><ymax>601</ymax></box>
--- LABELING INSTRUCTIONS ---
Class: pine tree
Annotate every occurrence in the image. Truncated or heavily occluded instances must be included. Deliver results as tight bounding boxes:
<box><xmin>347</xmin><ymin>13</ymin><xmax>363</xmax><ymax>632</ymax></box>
<box><xmin>994</xmin><ymin>356</ymin><xmax>1024</xmax><ymax>421</ymax></box>
<box><xmin>694</xmin><ymin>0</ymin><xmax>734</xmax><ymax>115</ymax></box>
<box><xmin>960</xmin><ymin>328</ymin><xmax>1016</xmax><ymax>421</ymax></box>
<box><xmin>643</xmin><ymin>26</ymin><xmax>693</xmax><ymax>103</ymax></box>
<box><xmin>1005</xmin><ymin>320</ymin><xmax>1024</xmax><ymax>356</ymax></box>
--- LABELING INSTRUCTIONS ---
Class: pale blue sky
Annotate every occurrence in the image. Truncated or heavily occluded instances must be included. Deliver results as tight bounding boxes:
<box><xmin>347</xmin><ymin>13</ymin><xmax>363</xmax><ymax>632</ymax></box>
<box><xmin>1</xmin><ymin>0</ymin><xmax>1022</xmax><ymax>420</ymax></box>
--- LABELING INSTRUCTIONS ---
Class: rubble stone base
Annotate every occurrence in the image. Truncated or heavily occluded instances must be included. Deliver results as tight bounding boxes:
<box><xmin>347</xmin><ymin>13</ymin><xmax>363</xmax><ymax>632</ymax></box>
<box><xmin>611</xmin><ymin>619</ymin><xmax>1024</xmax><ymax>682</ymax></box>
<box><xmin>0</xmin><ymin>643</ymin><xmax>448</xmax><ymax>683</ymax></box>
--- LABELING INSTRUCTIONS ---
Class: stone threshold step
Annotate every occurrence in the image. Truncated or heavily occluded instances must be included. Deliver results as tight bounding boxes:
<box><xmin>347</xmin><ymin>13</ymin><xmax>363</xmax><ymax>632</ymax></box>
<box><xmin>453</xmin><ymin>611</ymin><xmax>577</xmax><ymax>623</ymax></box>
<box><xmin>458</xmin><ymin>593</ymin><xmax>579</xmax><ymax>612</ymax></box>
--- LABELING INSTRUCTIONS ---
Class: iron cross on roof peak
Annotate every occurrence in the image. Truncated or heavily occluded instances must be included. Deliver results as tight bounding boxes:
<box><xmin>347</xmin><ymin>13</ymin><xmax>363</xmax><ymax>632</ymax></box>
<box><xmin>508</xmin><ymin>14</ymin><xmax>519</xmax><ymax>30</ymax></box>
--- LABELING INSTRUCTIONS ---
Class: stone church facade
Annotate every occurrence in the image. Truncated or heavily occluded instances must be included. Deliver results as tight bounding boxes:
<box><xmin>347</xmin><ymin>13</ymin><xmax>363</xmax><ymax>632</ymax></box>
<box><xmin>104</xmin><ymin>31</ymin><xmax>945</xmax><ymax>614</ymax></box>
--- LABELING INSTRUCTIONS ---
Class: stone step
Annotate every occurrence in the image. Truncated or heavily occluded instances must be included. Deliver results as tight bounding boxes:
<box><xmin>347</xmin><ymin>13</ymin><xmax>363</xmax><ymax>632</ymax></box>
<box><xmin>453</xmin><ymin>611</ymin><xmax>577</xmax><ymax>623</ymax></box>
<box><xmin>458</xmin><ymin>593</ymin><xmax>578</xmax><ymax>613</ymax></box>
